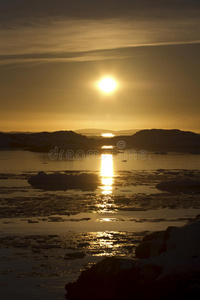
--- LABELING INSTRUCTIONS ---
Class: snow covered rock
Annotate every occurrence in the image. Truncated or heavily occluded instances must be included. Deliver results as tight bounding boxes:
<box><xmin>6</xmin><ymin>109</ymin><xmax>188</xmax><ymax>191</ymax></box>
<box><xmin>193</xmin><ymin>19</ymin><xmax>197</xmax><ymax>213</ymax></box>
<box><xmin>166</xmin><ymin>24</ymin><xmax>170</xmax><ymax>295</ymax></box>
<box><xmin>135</xmin><ymin>226</ymin><xmax>175</xmax><ymax>258</ymax></box>
<box><xmin>65</xmin><ymin>218</ymin><xmax>200</xmax><ymax>300</ymax></box>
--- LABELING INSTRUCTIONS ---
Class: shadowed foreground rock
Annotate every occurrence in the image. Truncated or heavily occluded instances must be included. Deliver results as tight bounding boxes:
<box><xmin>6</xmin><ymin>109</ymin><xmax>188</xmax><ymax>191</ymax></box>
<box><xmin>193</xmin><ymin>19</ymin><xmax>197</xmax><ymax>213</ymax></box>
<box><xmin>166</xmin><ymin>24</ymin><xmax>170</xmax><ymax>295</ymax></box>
<box><xmin>65</xmin><ymin>217</ymin><xmax>200</xmax><ymax>300</ymax></box>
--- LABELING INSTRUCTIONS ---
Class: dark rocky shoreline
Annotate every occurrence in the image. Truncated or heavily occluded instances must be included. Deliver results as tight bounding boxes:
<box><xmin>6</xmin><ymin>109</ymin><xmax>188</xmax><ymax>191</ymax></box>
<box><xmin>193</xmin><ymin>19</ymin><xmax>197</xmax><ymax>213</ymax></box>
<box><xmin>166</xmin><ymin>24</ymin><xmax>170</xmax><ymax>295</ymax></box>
<box><xmin>1</xmin><ymin>129</ymin><xmax>200</xmax><ymax>153</ymax></box>
<box><xmin>65</xmin><ymin>217</ymin><xmax>200</xmax><ymax>300</ymax></box>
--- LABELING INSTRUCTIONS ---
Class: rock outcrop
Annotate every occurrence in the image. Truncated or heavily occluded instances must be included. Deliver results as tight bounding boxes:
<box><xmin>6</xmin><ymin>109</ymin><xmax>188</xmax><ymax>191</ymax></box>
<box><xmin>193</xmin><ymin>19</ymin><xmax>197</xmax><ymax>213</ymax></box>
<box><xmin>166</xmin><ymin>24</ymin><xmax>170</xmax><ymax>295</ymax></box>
<box><xmin>65</xmin><ymin>217</ymin><xmax>200</xmax><ymax>300</ymax></box>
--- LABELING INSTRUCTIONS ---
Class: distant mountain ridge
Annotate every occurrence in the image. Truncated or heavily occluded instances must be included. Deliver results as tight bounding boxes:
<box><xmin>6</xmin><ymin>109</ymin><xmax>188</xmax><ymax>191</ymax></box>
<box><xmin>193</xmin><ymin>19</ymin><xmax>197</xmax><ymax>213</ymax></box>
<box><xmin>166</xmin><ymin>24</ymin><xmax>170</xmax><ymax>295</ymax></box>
<box><xmin>0</xmin><ymin>129</ymin><xmax>199</xmax><ymax>153</ymax></box>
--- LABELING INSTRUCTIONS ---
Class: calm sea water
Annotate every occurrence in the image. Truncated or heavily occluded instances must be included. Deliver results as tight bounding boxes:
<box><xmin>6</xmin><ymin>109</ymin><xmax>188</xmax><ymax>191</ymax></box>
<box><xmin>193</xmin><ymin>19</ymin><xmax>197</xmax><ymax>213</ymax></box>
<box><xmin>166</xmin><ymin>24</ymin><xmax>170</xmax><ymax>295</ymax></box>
<box><xmin>1</xmin><ymin>149</ymin><xmax>200</xmax><ymax>173</ymax></box>
<box><xmin>0</xmin><ymin>150</ymin><xmax>200</xmax><ymax>300</ymax></box>
<box><xmin>0</xmin><ymin>149</ymin><xmax>199</xmax><ymax>233</ymax></box>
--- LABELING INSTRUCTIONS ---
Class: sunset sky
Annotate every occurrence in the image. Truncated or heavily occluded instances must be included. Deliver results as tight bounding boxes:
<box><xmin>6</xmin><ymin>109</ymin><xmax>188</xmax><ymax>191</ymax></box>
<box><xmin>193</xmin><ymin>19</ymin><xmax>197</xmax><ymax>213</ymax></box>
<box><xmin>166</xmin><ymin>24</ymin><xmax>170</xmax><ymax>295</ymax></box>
<box><xmin>0</xmin><ymin>0</ymin><xmax>200</xmax><ymax>132</ymax></box>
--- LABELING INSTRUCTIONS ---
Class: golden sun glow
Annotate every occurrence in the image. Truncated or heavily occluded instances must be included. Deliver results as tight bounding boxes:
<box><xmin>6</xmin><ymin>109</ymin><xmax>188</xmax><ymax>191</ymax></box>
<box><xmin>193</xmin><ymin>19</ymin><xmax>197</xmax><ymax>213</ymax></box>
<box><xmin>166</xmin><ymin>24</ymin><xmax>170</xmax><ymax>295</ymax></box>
<box><xmin>101</xmin><ymin>133</ymin><xmax>115</xmax><ymax>138</ymax></box>
<box><xmin>99</xmin><ymin>77</ymin><xmax>117</xmax><ymax>93</ymax></box>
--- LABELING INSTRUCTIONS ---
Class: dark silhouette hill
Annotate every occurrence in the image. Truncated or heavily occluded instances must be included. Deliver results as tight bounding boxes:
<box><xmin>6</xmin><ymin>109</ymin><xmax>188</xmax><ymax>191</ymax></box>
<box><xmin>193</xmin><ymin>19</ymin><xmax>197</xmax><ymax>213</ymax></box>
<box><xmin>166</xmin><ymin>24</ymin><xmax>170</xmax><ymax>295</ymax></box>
<box><xmin>0</xmin><ymin>131</ymin><xmax>99</xmax><ymax>152</ymax></box>
<box><xmin>111</xmin><ymin>129</ymin><xmax>200</xmax><ymax>153</ymax></box>
<box><xmin>0</xmin><ymin>129</ymin><xmax>199</xmax><ymax>153</ymax></box>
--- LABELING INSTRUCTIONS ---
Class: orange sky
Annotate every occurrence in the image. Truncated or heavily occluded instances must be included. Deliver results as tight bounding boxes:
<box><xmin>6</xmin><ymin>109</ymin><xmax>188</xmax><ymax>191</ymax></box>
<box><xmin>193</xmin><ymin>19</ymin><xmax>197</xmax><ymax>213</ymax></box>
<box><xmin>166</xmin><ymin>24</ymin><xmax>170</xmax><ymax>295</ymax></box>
<box><xmin>0</xmin><ymin>1</ymin><xmax>200</xmax><ymax>132</ymax></box>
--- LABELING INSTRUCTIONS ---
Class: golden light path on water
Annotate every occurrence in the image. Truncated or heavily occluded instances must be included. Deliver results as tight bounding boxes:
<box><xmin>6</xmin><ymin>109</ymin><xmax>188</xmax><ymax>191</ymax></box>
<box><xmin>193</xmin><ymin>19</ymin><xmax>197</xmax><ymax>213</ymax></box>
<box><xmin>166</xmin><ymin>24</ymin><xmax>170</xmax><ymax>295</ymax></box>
<box><xmin>100</xmin><ymin>153</ymin><xmax>114</xmax><ymax>195</ymax></box>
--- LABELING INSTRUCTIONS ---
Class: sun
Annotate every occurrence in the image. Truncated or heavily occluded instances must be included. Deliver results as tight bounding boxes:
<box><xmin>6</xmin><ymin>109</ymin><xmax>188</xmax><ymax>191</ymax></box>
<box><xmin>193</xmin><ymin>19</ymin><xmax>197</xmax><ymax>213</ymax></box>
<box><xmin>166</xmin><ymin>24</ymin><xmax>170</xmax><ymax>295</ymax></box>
<box><xmin>98</xmin><ymin>77</ymin><xmax>117</xmax><ymax>93</ymax></box>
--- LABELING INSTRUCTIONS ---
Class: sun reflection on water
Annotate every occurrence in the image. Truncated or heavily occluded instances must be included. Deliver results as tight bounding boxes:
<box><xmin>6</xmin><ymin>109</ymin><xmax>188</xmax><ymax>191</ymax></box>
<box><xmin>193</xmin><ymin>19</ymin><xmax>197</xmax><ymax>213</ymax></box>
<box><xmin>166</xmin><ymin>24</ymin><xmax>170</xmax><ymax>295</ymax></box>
<box><xmin>91</xmin><ymin>231</ymin><xmax>115</xmax><ymax>255</ymax></box>
<box><xmin>101</xmin><ymin>154</ymin><xmax>114</xmax><ymax>195</ymax></box>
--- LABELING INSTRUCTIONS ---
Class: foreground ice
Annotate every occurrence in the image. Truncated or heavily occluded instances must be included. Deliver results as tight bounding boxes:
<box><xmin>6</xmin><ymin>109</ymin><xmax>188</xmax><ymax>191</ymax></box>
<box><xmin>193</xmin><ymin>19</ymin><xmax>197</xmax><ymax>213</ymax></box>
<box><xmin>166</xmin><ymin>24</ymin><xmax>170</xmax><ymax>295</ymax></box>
<box><xmin>28</xmin><ymin>171</ymin><xmax>100</xmax><ymax>191</ymax></box>
<box><xmin>156</xmin><ymin>179</ymin><xmax>200</xmax><ymax>193</ymax></box>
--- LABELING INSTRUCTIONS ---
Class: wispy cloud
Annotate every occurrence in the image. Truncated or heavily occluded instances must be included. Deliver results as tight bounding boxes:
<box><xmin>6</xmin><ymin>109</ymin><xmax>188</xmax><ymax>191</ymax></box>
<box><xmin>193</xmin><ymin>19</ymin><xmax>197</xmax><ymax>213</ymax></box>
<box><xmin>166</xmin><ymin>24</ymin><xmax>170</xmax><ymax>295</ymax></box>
<box><xmin>0</xmin><ymin>10</ymin><xmax>199</xmax><ymax>65</ymax></box>
<box><xmin>1</xmin><ymin>41</ymin><xmax>200</xmax><ymax>67</ymax></box>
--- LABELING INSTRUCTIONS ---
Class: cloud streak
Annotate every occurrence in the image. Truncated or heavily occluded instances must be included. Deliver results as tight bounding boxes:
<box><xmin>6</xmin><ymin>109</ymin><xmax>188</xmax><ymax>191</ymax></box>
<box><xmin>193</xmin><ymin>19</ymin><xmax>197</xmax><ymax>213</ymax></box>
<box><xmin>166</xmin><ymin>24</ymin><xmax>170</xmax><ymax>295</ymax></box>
<box><xmin>1</xmin><ymin>41</ymin><xmax>200</xmax><ymax>67</ymax></box>
<box><xmin>0</xmin><ymin>16</ymin><xmax>200</xmax><ymax>65</ymax></box>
